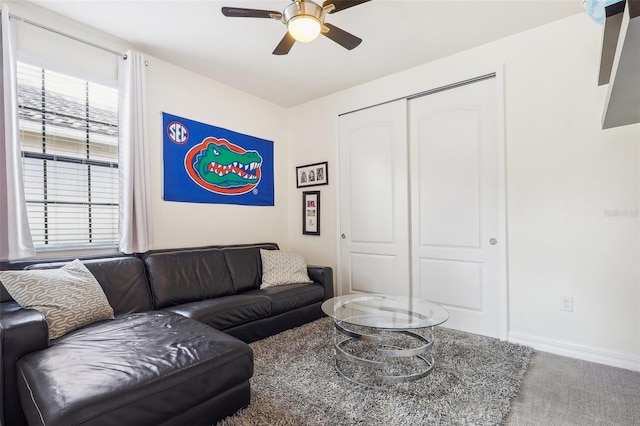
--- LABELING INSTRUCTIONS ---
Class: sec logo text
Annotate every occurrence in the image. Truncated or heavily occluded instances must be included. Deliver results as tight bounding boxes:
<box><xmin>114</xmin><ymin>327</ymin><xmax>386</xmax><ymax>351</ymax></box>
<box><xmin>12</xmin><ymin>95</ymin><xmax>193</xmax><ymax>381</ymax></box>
<box><xmin>167</xmin><ymin>121</ymin><xmax>189</xmax><ymax>144</ymax></box>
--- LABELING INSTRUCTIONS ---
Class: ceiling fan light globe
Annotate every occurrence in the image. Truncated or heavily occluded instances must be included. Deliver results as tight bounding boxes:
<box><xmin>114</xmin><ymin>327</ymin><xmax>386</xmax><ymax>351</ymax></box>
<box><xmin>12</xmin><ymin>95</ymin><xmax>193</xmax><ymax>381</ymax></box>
<box><xmin>288</xmin><ymin>15</ymin><xmax>321</xmax><ymax>42</ymax></box>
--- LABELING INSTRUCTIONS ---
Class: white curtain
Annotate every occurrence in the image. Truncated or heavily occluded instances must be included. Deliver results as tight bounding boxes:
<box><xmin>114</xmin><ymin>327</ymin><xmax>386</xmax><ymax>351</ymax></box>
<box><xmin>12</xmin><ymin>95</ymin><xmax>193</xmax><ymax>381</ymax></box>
<box><xmin>0</xmin><ymin>5</ymin><xmax>35</xmax><ymax>261</ymax></box>
<box><xmin>118</xmin><ymin>50</ymin><xmax>152</xmax><ymax>254</ymax></box>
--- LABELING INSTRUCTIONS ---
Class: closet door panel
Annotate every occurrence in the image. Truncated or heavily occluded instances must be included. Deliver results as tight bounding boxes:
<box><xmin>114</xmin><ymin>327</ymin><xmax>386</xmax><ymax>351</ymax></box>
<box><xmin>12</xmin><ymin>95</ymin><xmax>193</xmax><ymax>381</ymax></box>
<box><xmin>417</xmin><ymin>109</ymin><xmax>481</xmax><ymax>248</ymax></box>
<box><xmin>409</xmin><ymin>77</ymin><xmax>502</xmax><ymax>338</ymax></box>
<box><xmin>338</xmin><ymin>100</ymin><xmax>410</xmax><ymax>297</ymax></box>
<box><xmin>348</xmin><ymin>125</ymin><xmax>394</xmax><ymax>243</ymax></box>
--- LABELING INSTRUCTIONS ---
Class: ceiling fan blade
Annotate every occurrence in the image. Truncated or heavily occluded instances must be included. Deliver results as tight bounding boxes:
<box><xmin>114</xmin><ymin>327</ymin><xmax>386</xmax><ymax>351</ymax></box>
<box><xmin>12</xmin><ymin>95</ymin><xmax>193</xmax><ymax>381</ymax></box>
<box><xmin>322</xmin><ymin>0</ymin><xmax>371</xmax><ymax>14</ymax></box>
<box><xmin>221</xmin><ymin>7</ymin><xmax>282</xmax><ymax>19</ymax></box>
<box><xmin>322</xmin><ymin>23</ymin><xmax>362</xmax><ymax>50</ymax></box>
<box><xmin>273</xmin><ymin>32</ymin><xmax>296</xmax><ymax>55</ymax></box>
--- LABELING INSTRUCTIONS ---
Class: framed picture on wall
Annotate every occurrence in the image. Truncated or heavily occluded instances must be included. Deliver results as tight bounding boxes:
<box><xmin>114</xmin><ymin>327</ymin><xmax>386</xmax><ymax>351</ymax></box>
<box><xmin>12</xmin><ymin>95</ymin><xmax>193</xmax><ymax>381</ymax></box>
<box><xmin>296</xmin><ymin>161</ymin><xmax>328</xmax><ymax>188</ymax></box>
<box><xmin>302</xmin><ymin>191</ymin><xmax>320</xmax><ymax>235</ymax></box>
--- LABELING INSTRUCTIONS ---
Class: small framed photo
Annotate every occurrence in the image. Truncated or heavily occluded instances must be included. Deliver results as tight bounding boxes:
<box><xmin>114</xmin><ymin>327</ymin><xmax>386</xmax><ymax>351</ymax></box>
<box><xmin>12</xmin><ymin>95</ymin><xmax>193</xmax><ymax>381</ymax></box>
<box><xmin>296</xmin><ymin>161</ymin><xmax>328</xmax><ymax>188</ymax></box>
<box><xmin>302</xmin><ymin>191</ymin><xmax>320</xmax><ymax>235</ymax></box>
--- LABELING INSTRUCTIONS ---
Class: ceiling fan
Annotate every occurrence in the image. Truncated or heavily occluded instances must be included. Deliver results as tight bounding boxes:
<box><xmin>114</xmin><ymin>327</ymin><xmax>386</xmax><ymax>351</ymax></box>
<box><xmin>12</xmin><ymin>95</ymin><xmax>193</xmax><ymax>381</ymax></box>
<box><xmin>221</xmin><ymin>0</ymin><xmax>371</xmax><ymax>55</ymax></box>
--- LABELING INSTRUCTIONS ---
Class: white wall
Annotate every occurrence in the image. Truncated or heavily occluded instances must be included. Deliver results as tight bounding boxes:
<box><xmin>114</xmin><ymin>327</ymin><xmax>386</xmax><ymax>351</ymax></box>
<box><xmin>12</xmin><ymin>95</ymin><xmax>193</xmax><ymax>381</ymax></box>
<box><xmin>8</xmin><ymin>1</ymin><xmax>123</xmax><ymax>83</ymax></box>
<box><xmin>6</xmin><ymin>1</ymin><xmax>289</xmax><ymax>252</ymax></box>
<box><xmin>145</xmin><ymin>58</ymin><xmax>288</xmax><ymax>248</ymax></box>
<box><xmin>286</xmin><ymin>14</ymin><xmax>640</xmax><ymax>369</ymax></box>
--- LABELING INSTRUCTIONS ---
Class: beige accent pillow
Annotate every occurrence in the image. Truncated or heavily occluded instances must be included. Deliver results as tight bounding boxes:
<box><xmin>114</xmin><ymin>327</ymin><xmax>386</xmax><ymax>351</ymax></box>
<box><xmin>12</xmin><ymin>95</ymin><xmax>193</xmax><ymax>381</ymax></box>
<box><xmin>0</xmin><ymin>259</ymin><xmax>114</xmax><ymax>340</ymax></box>
<box><xmin>260</xmin><ymin>249</ymin><xmax>312</xmax><ymax>289</ymax></box>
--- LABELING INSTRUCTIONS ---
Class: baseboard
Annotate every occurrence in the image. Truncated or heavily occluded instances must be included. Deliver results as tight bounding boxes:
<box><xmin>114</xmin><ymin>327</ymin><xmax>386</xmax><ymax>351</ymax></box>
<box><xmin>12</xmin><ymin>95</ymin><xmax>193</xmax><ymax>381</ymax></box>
<box><xmin>508</xmin><ymin>331</ymin><xmax>640</xmax><ymax>372</ymax></box>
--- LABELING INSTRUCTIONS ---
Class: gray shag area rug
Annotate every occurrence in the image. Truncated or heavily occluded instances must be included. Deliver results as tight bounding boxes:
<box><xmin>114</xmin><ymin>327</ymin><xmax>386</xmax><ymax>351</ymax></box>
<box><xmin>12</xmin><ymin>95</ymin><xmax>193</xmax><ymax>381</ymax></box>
<box><xmin>219</xmin><ymin>317</ymin><xmax>533</xmax><ymax>426</ymax></box>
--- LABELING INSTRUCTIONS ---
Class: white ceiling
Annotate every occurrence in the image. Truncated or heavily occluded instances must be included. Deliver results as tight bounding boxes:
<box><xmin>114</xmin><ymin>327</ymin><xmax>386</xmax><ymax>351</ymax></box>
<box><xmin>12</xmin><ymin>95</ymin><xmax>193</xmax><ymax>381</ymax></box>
<box><xmin>28</xmin><ymin>0</ymin><xmax>584</xmax><ymax>107</ymax></box>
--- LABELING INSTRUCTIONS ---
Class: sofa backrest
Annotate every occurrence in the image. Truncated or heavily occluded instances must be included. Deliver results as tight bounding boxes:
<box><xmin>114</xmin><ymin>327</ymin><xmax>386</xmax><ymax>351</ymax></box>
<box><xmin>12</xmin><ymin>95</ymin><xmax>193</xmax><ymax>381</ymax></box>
<box><xmin>141</xmin><ymin>243</ymin><xmax>279</xmax><ymax>309</ymax></box>
<box><xmin>1</xmin><ymin>242</ymin><xmax>282</xmax><ymax>312</ymax></box>
<box><xmin>0</xmin><ymin>282</ymin><xmax>13</xmax><ymax>303</ymax></box>
<box><xmin>0</xmin><ymin>253</ymin><xmax>130</xmax><ymax>304</ymax></box>
<box><xmin>221</xmin><ymin>243</ymin><xmax>278</xmax><ymax>293</ymax></box>
<box><xmin>144</xmin><ymin>247</ymin><xmax>235</xmax><ymax>309</ymax></box>
<box><xmin>25</xmin><ymin>257</ymin><xmax>153</xmax><ymax>316</ymax></box>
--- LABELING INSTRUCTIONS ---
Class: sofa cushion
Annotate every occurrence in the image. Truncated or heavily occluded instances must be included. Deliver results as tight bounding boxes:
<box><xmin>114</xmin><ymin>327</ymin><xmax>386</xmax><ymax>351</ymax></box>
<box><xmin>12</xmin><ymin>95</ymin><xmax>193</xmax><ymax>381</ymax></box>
<box><xmin>0</xmin><ymin>259</ymin><xmax>114</xmax><ymax>340</ymax></box>
<box><xmin>17</xmin><ymin>312</ymin><xmax>253</xmax><ymax>426</ymax></box>
<box><xmin>163</xmin><ymin>294</ymin><xmax>272</xmax><ymax>330</ymax></box>
<box><xmin>144</xmin><ymin>248</ymin><xmax>234</xmax><ymax>308</ymax></box>
<box><xmin>260</xmin><ymin>249</ymin><xmax>313</xmax><ymax>288</ymax></box>
<box><xmin>223</xmin><ymin>244</ymin><xmax>278</xmax><ymax>292</ymax></box>
<box><xmin>247</xmin><ymin>283</ymin><xmax>325</xmax><ymax>315</ymax></box>
<box><xmin>26</xmin><ymin>257</ymin><xmax>153</xmax><ymax>316</ymax></box>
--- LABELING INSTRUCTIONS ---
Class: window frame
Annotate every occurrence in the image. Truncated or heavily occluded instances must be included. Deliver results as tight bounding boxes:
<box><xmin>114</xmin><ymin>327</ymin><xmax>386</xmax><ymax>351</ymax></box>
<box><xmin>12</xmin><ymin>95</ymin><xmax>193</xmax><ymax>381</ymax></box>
<box><xmin>16</xmin><ymin>59</ymin><xmax>121</xmax><ymax>258</ymax></box>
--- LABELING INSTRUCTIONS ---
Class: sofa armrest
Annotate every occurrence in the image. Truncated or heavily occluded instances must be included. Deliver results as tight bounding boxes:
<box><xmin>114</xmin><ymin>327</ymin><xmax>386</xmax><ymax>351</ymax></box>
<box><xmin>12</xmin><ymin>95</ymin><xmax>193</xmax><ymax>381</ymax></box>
<box><xmin>307</xmin><ymin>266</ymin><xmax>333</xmax><ymax>300</ymax></box>
<box><xmin>0</xmin><ymin>307</ymin><xmax>49</xmax><ymax>426</ymax></box>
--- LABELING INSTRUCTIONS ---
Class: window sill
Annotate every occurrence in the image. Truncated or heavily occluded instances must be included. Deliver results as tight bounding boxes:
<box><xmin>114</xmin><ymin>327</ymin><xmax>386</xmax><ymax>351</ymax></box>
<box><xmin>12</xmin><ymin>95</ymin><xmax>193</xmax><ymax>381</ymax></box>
<box><xmin>30</xmin><ymin>244</ymin><xmax>120</xmax><ymax>261</ymax></box>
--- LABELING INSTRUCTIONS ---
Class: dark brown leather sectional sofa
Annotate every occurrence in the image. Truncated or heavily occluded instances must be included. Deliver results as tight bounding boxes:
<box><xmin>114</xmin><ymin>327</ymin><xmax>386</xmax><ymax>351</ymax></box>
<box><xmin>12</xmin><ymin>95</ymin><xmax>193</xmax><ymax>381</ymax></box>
<box><xmin>0</xmin><ymin>243</ymin><xmax>333</xmax><ymax>426</ymax></box>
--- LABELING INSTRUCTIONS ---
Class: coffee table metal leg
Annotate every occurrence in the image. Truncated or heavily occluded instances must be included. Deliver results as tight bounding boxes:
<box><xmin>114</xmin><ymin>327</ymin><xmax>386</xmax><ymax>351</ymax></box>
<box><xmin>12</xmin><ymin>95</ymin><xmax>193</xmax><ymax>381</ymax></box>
<box><xmin>331</xmin><ymin>319</ymin><xmax>437</xmax><ymax>387</ymax></box>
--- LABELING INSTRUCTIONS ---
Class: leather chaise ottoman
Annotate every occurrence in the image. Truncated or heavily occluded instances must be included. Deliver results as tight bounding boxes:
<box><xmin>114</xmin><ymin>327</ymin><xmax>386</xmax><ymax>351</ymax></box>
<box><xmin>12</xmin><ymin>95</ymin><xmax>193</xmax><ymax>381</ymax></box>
<box><xmin>16</xmin><ymin>312</ymin><xmax>253</xmax><ymax>426</ymax></box>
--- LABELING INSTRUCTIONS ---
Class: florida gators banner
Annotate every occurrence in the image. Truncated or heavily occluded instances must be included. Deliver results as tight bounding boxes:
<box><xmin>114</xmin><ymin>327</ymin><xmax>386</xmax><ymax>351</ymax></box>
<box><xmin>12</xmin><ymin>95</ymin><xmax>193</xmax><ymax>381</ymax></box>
<box><xmin>163</xmin><ymin>113</ymin><xmax>274</xmax><ymax>206</ymax></box>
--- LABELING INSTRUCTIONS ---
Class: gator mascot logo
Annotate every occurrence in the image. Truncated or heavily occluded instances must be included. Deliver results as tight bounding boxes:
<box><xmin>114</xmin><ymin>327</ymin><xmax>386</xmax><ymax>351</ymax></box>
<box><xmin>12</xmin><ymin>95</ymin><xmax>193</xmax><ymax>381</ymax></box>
<box><xmin>184</xmin><ymin>137</ymin><xmax>263</xmax><ymax>195</ymax></box>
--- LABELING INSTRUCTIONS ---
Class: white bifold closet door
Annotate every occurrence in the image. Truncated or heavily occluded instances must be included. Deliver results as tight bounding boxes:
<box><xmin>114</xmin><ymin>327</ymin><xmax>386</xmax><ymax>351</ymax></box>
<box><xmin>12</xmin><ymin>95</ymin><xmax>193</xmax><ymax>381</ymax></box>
<box><xmin>409</xmin><ymin>78</ymin><xmax>502</xmax><ymax>338</ymax></box>
<box><xmin>338</xmin><ymin>100</ymin><xmax>410</xmax><ymax>297</ymax></box>
<box><xmin>338</xmin><ymin>76</ymin><xmax>503</xmax><ymax>338</ymax></box>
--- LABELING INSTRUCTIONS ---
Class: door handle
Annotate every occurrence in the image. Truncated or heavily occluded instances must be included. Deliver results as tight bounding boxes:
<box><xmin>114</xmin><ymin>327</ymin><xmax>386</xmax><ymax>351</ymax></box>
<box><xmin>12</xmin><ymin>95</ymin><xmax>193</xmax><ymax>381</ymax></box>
<box><xmin>341</xmin><ymin>234</ymin><xmax>346</xmax><ymax>239</ymax></box>
<box><xmin>489</xmin><ymin>238</ymin><xmax>497</xmax><ymax>245</ymax></box>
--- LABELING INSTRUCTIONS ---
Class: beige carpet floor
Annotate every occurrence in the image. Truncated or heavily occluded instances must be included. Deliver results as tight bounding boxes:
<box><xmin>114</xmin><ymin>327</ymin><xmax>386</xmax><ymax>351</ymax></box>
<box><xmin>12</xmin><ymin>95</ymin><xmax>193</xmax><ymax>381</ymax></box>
<box><xmin>506</xmin><ymin>351</ymin><xmax>640</xmax><ymax>426</ymax></box>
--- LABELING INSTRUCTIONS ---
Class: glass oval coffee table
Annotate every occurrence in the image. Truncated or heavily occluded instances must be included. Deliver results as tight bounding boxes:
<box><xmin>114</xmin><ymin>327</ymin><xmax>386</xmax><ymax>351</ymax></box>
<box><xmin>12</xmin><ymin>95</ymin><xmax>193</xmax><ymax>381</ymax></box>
<box><xmin>321</xmin><ymin>294</ymin><xmax>449</xmax><ymax>387</ymax></box>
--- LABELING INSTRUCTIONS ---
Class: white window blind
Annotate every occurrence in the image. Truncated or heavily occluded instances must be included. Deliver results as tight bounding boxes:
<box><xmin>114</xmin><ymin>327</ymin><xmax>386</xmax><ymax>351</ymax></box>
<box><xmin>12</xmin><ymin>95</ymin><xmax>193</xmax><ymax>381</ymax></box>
<box><xmin>17</xmin><ymin>62</ymin><xmax>119</xmax><ymax>251</ymax></box>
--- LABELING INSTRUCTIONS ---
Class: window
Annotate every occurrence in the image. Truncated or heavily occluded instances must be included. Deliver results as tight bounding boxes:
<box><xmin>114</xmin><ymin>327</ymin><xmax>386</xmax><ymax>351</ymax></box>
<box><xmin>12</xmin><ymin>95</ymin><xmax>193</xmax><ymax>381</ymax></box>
<box><xmin>17</xmin><ymin>62</ymin><xmax>119</xmax><ymax>251</ymax></box>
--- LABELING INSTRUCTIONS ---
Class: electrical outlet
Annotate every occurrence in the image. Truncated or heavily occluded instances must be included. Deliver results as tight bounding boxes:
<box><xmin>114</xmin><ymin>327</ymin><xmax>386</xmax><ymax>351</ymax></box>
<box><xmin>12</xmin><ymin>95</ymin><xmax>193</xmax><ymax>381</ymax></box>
<box><xmin>560</xmin><ymin>296</ymin><xmax>573</xmax><ymax>312</ymax></box>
